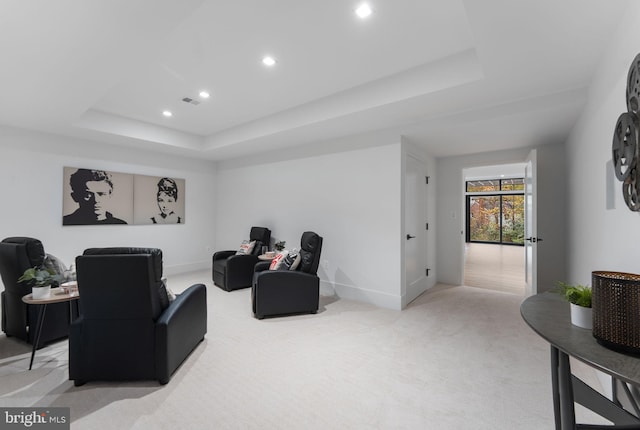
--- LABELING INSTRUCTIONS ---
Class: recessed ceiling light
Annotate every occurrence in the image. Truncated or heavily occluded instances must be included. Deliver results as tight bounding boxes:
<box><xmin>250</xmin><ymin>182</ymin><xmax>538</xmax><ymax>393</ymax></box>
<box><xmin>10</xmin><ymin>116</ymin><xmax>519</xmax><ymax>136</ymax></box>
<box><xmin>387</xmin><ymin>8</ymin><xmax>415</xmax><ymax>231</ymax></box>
<box><xmin>355</xmin><ymin>3</ymin><xmax>373</xmax><ymax>19</ymax></box>
<box><xmin>162</xmin><ymin>110</ymin><xmax>173</xmax><ymax>117</ymax></box>
<box><xmin>262</xmin><ymin>56</ymin><xmax>276</xmax><ymax>67</ymax></box>
<box><xmin>199</xmin><ymin>91</ymin><xmax>210</xmax><ymax>99</ymax></box>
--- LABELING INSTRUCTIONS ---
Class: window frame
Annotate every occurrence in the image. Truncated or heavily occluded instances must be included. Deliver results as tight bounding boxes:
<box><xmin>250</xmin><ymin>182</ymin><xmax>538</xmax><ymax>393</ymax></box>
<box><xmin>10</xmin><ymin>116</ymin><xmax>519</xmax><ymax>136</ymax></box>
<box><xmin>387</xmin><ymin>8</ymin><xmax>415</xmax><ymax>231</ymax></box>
<box><xmin>465</xmin><ymin>178</ymin><xmax>525</xmax><ymax>246</ymax></box>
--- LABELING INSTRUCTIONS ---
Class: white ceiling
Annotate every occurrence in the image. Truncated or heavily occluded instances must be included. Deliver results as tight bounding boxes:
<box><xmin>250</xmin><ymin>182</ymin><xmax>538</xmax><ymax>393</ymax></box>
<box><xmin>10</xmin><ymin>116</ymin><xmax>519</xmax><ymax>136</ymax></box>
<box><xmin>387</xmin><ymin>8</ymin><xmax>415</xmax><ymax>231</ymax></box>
<box><xmin>0</xmin><ymin>0</ymin><xmax>629</xmax><ymax>161</ymax></box>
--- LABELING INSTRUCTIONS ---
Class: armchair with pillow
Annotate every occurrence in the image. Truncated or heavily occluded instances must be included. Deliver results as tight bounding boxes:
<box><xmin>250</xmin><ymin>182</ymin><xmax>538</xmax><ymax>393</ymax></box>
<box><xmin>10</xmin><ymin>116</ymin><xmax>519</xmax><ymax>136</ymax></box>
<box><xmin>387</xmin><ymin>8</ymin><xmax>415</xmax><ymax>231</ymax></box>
<box><xmin>212</xmin><ymin>227</ymin><xmax>271</xmax><ymax>291</ymax></box>
<box><xmin>69</xmin><ymin>247</ymin><xmax>207</xmax><ymax>386</ymax></box>
<box><xmin>252</xmin><ymin>231</ymin><xmax>323</xmax><ymax>319</ymax></box>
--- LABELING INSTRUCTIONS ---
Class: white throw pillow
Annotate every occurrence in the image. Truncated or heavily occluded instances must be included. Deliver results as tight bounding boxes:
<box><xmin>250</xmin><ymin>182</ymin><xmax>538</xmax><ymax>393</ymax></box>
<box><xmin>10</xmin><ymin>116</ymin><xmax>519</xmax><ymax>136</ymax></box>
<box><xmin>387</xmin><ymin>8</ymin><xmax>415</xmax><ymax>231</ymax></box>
<box><xmin>236</xmin><ymin>240</ymin><xmax>256</xmax><ymax>255</ymax></box>
<box><xmin>269</xmin><ymin>250</ymin><xmax>289</xmax><ymax>270</ymax></box>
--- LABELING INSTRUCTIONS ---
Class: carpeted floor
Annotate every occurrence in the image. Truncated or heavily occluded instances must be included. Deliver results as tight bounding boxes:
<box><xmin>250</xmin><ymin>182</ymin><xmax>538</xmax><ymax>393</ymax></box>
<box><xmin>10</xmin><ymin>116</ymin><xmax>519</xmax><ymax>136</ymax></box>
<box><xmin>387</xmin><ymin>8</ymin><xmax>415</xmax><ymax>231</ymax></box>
<box><xmin>0</xmin><ymin>271</ymin><xmax>608</xmax><ymax>429</ymax></box>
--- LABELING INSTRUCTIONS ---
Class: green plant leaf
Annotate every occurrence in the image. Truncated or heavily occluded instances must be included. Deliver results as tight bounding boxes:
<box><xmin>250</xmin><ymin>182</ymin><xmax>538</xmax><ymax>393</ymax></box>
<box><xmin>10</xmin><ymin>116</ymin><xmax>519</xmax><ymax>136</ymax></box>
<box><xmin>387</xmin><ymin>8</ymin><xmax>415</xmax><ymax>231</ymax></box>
<box><xmin>18</xmin><ymin>266</ymin><xmax>61</xmax><ymax>287</ymax></box>
<box><xmin>556</xmin><ymin>281</ymin><xmax>591</xmax><ymax>308</ymax></box>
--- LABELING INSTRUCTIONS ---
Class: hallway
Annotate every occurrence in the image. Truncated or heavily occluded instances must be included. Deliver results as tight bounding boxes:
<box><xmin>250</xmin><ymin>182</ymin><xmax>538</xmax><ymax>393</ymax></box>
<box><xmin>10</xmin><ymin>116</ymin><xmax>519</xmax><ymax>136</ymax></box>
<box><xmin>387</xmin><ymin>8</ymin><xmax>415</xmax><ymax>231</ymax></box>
<box><xmin>463</xmin><ymin>243</ymin><xmax>526</xmax><ymax>295</ymax></box>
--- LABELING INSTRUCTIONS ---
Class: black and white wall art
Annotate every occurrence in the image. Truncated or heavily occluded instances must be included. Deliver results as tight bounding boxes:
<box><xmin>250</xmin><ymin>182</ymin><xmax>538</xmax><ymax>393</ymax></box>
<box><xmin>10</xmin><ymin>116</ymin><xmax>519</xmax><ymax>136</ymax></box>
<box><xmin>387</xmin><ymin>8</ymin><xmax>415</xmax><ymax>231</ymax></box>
<box><xmin>133</xmin><ymin>175</ymin><xmax>185</xmax><ymax>225</ymax></box>
<box><xmin>62</xmin><ymin>167</ymin><xmax>185</xmax><ymax>226</ymax></box>
<box><xmin>63</xmin><ymin>167</ymin><xmax>134</xmax><ymax>225</ymax></box>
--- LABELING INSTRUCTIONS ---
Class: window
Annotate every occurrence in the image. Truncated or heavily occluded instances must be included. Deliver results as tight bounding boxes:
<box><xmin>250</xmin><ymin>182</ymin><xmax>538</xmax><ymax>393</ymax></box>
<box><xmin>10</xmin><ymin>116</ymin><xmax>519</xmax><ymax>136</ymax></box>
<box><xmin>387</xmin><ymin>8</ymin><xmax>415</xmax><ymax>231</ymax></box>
<box><xmin>466</xmin><ymin>178</ymin><xmax>525</xmax><ymax>245</ymax></box>
<box><xmin>466</xmin><ymin>180</ymin><xmax>500</xmax><ymax>193</ymax></box>
<box><xmin>466</xmin><ymin>178</ymin><xmax>524</xmax><ymax>192</ymax></box>
<box><xmin>500</xmin><ymin>178</ymin><xmax>525</xmax><ymax>191</ymax></box>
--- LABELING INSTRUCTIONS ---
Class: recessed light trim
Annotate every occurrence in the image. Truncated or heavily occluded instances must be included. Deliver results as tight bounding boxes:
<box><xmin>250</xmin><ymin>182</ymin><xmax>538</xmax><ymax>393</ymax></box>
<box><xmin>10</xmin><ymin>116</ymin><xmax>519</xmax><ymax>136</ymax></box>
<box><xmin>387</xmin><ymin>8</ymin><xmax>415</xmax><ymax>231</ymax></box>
<box><xmin>355</xmin><ymin>3</ymin><xmax>373</xmax><ymax>19</ymax></box>
<box><xmin>162</xmin><ymin>110</ymin><xmax>173</xmax><ymax>117</ymax></box>
<box><xmin>262</xmin><ymin>56</ymin><xmax>276</xmax><ymax>67</ymax></box>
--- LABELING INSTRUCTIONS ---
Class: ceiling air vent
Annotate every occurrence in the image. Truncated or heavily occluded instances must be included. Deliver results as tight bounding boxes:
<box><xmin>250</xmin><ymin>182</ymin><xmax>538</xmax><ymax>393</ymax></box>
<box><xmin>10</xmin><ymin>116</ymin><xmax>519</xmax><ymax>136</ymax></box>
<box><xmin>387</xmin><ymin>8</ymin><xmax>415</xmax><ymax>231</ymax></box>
<box><xmin>182</xmin><ymin>97</ymin><xmax>200</xmax><ymax>106</ymax></box>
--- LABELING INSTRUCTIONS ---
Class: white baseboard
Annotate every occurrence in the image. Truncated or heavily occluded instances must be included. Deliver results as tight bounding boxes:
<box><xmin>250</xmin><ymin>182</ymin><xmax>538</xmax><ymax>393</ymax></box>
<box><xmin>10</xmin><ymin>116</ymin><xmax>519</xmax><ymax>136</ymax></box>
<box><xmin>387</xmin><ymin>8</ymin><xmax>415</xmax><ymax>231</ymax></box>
<box><xmin>164</xmin><ymin>261</ymin><xmax>210</xmax><ymax>276</ymax></box>
<box><xmin>402</xmin><ymin>284</ymin><xmax>432</xmax><ymax>308</ymax></box>
<box><xmin>321</xmin><ymin>280</ymin><xmax>402</xmax><ymax>310</ymax></box>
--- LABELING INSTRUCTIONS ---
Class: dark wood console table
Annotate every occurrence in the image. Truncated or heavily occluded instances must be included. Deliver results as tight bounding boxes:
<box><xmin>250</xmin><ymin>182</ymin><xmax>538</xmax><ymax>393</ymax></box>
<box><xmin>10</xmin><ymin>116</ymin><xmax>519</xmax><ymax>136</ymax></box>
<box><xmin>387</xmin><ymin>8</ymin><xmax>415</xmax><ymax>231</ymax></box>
<box><xmin>521</xmin><ymin>292</ymin><xmax>640</xmax><ymax>429</ymax></box>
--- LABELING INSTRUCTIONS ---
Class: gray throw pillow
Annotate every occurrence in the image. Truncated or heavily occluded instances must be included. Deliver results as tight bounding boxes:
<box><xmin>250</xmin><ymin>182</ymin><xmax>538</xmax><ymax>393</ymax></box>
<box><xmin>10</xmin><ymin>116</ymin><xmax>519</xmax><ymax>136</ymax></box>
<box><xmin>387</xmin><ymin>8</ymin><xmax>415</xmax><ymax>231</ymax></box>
<box><xmin>280</xmin><ymin>248</ymin><xmax>301</xmax><ymax>271</ymax></box>
<box><xmin>43</xmin><ymin>254</ymin><xmax>68</xmax><ymax>285</ymax></box>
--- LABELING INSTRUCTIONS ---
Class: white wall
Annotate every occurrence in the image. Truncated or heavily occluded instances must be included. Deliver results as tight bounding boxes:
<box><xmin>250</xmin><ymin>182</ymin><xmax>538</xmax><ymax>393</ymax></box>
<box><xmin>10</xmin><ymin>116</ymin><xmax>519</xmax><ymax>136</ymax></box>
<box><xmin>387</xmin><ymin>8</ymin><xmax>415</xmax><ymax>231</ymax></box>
<box><xmin>435</xmin><ymin>144</ymin><xmax>566</xmax><ymax>291</ymax></box>
<box><xmin>565</xmin><ymin>2</ymin><xmax>640</xmax><ymax>285</ymax></box>
<box><xmin>0</xmin><ymin>125</ymin><xmax>217</xmax><ymax>281</ymax></box>
<box><xmin>216</xmin><ymin>141</ymin><xmax>407</xmax><ymax>309</ymax></box>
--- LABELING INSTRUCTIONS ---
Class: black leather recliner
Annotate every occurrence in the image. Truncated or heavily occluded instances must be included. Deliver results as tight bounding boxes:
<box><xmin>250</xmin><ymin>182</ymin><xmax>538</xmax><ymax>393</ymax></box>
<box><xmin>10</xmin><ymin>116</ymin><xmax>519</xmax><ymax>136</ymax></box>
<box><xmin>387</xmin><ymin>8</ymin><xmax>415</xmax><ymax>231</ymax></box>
<box><xmin>69</xmin><ymin>247</ymin><xmax>207</xmax><ymax>386</ymax></box>
<box><xmin>0</xmin><ymin>237</ymin><xmax>72</xmax><ymax>347</ymax></box>
<box><xmin>212</xmin><ymin>227</ymin><xmax>271</xmax><ymax>291</ymax></box>
<box><xmin>252</xmin><ymin>231</ymin><xmax>323</xmax><ymax>319</ymax></box>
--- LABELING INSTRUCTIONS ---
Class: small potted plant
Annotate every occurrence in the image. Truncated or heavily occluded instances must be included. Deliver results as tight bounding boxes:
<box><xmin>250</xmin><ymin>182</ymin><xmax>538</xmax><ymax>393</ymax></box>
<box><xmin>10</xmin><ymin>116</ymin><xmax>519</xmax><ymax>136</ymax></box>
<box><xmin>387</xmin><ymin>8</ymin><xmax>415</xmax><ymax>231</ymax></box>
<box><xmin>274</xmin><ymin>241</ymin><xmax>286</xmax><ymax>252</ymax></box>
<box><xmin>19</xmin><ymin>266</ymin><xmax>62</xmax><ymax>300</ymax></box>
<box><xmin>557</xmin><ymin>281</ymin><xmax>592</xmax><ymax>329</ymax></box>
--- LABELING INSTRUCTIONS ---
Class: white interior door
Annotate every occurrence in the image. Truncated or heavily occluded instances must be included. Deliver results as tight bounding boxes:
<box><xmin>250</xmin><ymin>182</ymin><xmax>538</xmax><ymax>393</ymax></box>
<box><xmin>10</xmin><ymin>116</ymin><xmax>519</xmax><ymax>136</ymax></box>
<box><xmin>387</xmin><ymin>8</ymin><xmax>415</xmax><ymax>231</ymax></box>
<box><xmin>524</xmin><ymin>149</ymin><xmax>537</xmax><ymax>296</ymax></box>
<box><xmin>404</xmin><ymin>154</ymin><xmax>427</xmax><ymax>304</ymax></box>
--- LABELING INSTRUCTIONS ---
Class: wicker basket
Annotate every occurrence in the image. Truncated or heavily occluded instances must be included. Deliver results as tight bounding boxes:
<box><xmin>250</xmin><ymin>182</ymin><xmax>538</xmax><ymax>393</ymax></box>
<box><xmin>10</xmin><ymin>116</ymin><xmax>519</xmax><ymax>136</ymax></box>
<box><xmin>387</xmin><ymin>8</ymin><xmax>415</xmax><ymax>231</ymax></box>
<box><xmin>592</xmin><ymin>271</ymin><xmax>640</xmax><ymax>355</ymax></box>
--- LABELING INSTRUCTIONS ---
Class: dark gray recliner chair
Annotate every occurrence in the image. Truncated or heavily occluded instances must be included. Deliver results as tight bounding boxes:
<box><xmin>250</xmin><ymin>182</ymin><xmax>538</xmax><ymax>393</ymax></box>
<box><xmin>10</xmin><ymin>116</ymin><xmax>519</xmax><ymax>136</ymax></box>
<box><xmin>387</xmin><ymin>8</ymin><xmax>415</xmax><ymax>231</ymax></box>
<box><xmin>0</xmin><ymin>237</ymin><xmax>72</xmax><ymax>347</ymax></box>
<box><xmin>212</xmin><ymin>227</ymin><xmax>271</xmax><ymax>291</ymax></box>
<box><xmin>69</xmin><ymin>247</ymin><xmax>207</xmax><ymax>386</ymax></box>
<box><xmin>252</xmin><ymin>231</ymin><xmax>323</xmax><ymax>319</ymax></box>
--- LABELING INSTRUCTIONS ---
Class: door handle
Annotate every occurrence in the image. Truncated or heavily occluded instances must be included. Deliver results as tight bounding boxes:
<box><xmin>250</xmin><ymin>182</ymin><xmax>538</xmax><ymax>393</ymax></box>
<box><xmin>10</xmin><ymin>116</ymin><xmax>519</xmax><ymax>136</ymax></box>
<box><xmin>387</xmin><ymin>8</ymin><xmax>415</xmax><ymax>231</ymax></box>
<box><xmin>406</xmin><ymin>234</ymin><xmax>416</xmax><ymax>240</ymax></box>
<box><xmin>525</xmin><ymin>237</ymin><xmax>543</xmax><ymax>243</ymax></box>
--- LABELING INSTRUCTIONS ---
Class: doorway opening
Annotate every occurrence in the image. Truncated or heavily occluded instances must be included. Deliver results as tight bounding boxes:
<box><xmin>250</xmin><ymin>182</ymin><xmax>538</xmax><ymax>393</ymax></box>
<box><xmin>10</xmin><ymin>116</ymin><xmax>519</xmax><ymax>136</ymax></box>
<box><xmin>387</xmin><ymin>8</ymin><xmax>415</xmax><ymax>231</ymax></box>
<box><xmin>462</xmin><ymin>164</ymin><xmax>526</xmax><ymax>295</ymax></box>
